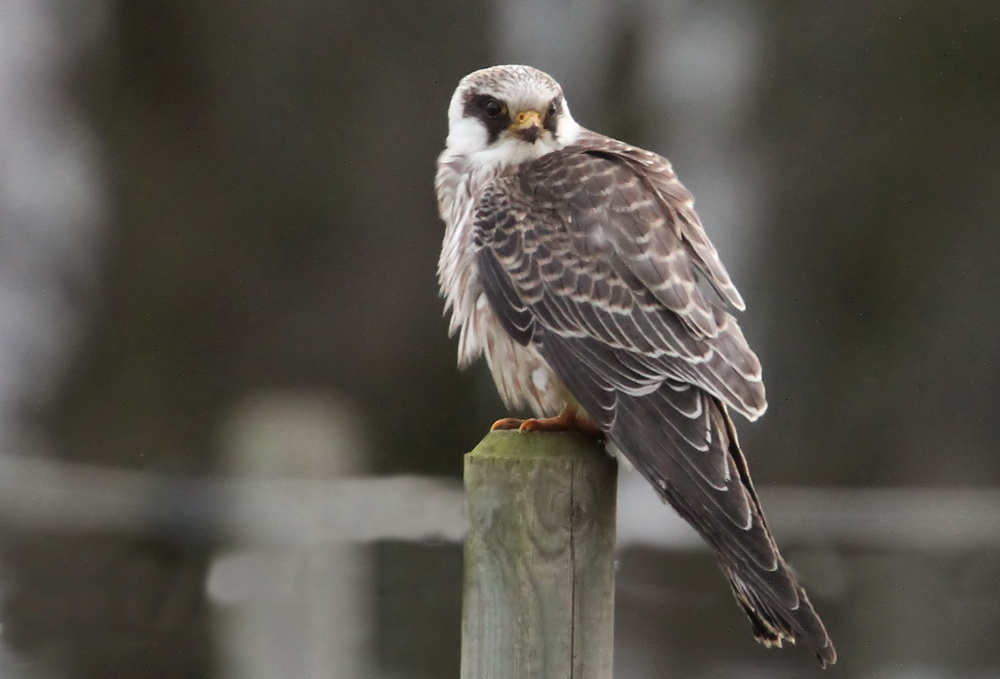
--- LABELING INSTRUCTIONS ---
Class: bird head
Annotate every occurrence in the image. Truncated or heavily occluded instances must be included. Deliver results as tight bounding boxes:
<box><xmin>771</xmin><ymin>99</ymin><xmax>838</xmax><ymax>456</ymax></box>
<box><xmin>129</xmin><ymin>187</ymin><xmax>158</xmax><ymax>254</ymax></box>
<box><xmin>444</xmin><ymin>65</ymin><xmax>582</xmax><ymax>164</ymax></box>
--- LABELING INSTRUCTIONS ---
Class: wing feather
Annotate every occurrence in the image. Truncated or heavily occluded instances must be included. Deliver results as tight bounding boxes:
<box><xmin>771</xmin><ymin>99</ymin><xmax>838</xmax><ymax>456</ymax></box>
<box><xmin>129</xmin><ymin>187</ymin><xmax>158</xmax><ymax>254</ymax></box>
<box><xmin>472</xmin><ymin>131</ymin><xmax>834</xmax><ymax>665</ymax></box>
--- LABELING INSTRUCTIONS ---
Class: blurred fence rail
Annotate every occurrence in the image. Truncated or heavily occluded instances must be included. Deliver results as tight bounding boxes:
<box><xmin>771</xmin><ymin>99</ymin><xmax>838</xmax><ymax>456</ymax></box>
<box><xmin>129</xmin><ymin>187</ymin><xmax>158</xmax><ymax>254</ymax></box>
<box><xmin>0</xmin><ymin>451</ymin><xmax>997</xmax><ymax>551</ymax></box>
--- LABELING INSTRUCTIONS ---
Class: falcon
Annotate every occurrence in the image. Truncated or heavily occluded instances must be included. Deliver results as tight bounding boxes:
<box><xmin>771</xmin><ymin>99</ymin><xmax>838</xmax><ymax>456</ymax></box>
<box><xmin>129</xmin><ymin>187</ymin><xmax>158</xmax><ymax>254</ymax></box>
<box><xmin>436</xmin><ymin>64</ymin><xmax>835</xmax><ymax>666</ymax></box>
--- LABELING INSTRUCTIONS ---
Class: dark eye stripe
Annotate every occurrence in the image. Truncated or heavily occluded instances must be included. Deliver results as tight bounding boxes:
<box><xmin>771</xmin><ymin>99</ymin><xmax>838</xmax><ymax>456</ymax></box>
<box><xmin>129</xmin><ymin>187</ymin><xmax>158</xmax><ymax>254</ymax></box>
<box><xmin>544</xmin><ymin>97</ymin><xmax>562</xmax><ymax>137</ymax></box>
<box><xmin>463</xmin><ymin>93</ymin><xmax>511</xmax><ymax>144</ymax></box>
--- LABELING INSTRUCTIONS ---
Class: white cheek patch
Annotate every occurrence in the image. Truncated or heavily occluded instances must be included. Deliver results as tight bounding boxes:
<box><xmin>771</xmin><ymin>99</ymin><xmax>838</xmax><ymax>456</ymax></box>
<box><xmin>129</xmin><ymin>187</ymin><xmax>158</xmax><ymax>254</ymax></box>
<box><xmin>446</xmin><ymin>116</ymin><xmax>489</xmax><ymax>156</ymax></box>
<box><xmin>556</xmin><ymin>111</ymin><xmax>583</xmax><ymax>145</ymax></box>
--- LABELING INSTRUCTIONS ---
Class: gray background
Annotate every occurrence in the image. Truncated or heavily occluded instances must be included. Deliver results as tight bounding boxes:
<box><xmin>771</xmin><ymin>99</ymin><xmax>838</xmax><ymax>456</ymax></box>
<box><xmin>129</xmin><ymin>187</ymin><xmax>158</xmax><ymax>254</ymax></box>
<box><xmin>0</xmin><ymin>1</ymin><xmax>997</xmax><ymax>677</ymax></box>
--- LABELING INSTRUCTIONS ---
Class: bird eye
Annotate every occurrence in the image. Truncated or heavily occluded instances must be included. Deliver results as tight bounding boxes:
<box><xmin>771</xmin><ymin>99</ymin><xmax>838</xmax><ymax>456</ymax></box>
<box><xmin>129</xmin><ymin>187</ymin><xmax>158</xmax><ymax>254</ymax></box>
<box><xmin>483</xmin><ymin>98</ymin><xmax>503</xmax><ymax>119</ymax></box>
<box><xmin>547</xmin><ymin>99</ymin><xmax>559</xmax><ymax>118</ymax></box>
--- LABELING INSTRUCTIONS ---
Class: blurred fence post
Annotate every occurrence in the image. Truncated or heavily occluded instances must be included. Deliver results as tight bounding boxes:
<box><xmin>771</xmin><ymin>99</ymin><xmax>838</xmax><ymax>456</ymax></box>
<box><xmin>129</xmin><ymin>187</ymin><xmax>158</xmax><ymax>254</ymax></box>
<box><xmin>211</xmin><ymin>392</ymin><xmax>371</xmax><ymax>679</ymax></box>
<box><xmin>461</xmin><ymin>430</ymin><xmax>617</xmax><ymax>679</ymax></box>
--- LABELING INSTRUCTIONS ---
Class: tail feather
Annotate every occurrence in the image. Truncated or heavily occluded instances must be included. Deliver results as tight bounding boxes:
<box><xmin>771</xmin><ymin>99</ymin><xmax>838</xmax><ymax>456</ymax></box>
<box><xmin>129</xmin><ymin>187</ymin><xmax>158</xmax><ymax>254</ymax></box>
<box><xmin>535</xmin><ymin>333</ymin><xmax>836</xmax><ymax>664</ymax></box>
<box><xmin>606</xmin><ymin>387</ymin><xmax>837</xmax><ymax>666</ymax></box>
<box><xmin>725</xmin><ymin>566</ymin><xmax>837</xmax><ymax>667</ymax></box>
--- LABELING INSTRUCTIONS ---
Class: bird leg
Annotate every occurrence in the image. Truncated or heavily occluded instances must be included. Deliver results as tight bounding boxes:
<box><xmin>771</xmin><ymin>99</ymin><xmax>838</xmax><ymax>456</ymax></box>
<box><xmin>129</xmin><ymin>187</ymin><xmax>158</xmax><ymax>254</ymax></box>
<box><xmin>490</xmin><ymin>407</ymin><xmax>603</xmax><ymax>437</ymax></box>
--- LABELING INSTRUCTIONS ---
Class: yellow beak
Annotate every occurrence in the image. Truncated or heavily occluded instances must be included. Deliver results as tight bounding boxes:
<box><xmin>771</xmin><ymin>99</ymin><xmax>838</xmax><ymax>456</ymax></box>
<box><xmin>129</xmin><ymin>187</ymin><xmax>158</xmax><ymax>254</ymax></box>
<box><xmin>510</xmin><ymin>110</ymin><xmax>544</xmax><ymax>142</ymax></box>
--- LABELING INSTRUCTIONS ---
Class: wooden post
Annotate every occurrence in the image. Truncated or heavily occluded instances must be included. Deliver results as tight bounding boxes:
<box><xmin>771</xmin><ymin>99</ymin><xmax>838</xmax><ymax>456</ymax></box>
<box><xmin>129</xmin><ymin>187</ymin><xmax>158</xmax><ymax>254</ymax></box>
<box><xmin>461</xmin><ymin>430</ymin><xmax>617</xmax><ymax>679</ymax></box>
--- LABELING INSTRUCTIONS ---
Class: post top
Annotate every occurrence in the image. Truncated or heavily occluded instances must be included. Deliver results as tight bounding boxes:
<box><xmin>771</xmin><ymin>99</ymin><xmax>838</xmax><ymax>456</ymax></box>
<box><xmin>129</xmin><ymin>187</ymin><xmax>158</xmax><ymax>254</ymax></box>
<box><xmin>467</xmin><ymin>430</ymin><xmax>607</xmax><ymax>462</ymax></box>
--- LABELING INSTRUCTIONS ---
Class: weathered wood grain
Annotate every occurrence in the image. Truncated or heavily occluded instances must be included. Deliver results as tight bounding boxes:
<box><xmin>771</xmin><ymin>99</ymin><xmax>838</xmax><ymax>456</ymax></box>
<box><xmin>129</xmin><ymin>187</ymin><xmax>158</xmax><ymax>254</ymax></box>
<box><xmin>461</xmin><ymin>430</ymin><xmax>617</xmax><ymax>679</ymax></box>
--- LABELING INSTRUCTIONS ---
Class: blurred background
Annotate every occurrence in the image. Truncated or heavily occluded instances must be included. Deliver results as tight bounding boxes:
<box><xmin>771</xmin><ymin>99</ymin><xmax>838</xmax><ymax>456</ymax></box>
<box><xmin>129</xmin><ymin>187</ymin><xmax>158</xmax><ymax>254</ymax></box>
<box><xmin>0</xmin><ymin>0</ymin><xmax>998</xmax><ymax>677</ymax></box>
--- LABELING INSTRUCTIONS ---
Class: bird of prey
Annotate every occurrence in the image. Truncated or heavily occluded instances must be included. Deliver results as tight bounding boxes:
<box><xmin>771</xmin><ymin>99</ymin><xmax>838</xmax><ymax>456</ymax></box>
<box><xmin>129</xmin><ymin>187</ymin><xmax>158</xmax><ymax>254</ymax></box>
<box><xmin>436</xmin><ymin>64</ymin><xmax>835</xmax><ymax>666</ymax></box>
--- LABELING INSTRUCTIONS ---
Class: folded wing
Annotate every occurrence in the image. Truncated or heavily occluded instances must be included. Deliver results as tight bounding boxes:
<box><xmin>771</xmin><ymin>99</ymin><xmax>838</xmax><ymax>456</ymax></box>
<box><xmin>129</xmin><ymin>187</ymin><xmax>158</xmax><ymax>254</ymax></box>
<box><xmin>473</xmin><ymin>132</ymin><xmax>835</xmax><ymax>665</ymax></box>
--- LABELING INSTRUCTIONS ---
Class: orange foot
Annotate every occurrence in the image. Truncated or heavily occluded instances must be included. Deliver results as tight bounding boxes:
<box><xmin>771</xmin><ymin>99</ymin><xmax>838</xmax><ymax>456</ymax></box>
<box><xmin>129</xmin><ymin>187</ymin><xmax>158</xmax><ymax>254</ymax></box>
<box><xmin>490</xmin><ymin>409</ymin><xmax>604</xmax><ymax>437</ymax></box>
<box><xmin>490</xmin><ymin>417</ymin><xmax>526</xmax><ymax>431</ymax></box>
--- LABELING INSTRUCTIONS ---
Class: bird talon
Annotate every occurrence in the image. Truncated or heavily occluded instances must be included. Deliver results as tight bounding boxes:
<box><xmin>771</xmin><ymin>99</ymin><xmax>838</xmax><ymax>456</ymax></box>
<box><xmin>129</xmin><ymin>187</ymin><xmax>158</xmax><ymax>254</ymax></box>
<box><xmin>490</xmin><ymin>410</ymin><xmax>604</xmax><ymax>436</ymax></box>
<box><xmin>490</xmin><ymin>417</ymin><xmax>525</xmax><ymax>431</ymax></box>
<box><xmin>522</xmin><ymin>411</ymin><xmax>600</xmax><ymax>434</ymax></box>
